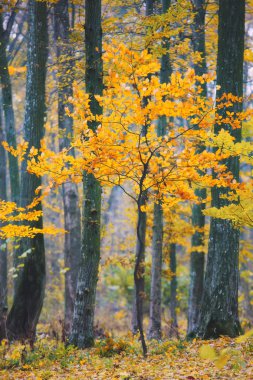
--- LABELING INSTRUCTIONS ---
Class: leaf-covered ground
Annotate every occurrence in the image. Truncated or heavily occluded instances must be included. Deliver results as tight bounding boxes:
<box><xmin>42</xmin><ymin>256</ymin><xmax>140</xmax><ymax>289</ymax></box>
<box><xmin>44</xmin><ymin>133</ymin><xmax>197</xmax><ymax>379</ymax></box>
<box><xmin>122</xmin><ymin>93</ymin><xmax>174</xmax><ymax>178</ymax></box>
<box><xmin>1</xmin><ymin>334</ymin><xmax>253</xmax><ymax>379</ymax></box>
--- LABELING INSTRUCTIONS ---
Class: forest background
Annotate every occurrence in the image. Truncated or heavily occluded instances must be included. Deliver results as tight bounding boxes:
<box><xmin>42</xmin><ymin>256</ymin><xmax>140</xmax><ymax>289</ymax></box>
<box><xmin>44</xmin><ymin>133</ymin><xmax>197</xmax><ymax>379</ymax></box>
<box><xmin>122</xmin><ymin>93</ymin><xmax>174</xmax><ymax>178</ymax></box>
<box><xmin>1</xmin><ymin>0</ymin><xmax>253</xmax><ymax>378</ymax></box>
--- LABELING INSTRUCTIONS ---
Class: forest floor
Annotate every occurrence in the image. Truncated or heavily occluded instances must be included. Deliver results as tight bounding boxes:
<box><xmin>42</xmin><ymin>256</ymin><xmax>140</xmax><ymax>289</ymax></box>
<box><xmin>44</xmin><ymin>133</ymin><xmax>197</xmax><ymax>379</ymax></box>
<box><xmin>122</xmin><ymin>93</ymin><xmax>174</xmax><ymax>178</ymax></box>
<box><xmin>0</xmin><ymin>333</ymin><xmax>253</xmax><ymax>379</ymax></box>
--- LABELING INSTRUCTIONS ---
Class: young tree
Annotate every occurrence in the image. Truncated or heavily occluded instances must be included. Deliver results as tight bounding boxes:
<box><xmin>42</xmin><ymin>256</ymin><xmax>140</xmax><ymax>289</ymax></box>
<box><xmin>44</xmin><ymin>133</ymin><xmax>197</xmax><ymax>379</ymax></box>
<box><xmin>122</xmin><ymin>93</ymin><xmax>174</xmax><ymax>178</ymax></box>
<box><xmin>54</xmin><ymin>0</ymin><xmax>81</xmax><ymax>339</ymax></box>
<box><xmin>69</xmin><ymin>0</ymin><xmax>103</xmax><ymax>348</ymax></box>
<box><xmin>131</xmin><ymin>0</ymin><xmax>154</xmax><ymax>338</ymax></box>
<box><xmin>6</xmin><ymin>0</ymin><xmax>48</xmax><ymax>342</ymax></box>
<box><xmin>0</xmin><ymin>6</ymin><xmax>20</xmax><ymax>204</ymax></box>
<box><xmin>195</xmin><ymin>0</ymin><xmax>245</xmax><ymax>339</ymax></box>
<box><xmin>148</xmin><ymin>0</ymin><xmax>172</xmax><ymax>341</ymax></box>
<box><xmin>187</xmin><ymin>0</ymin><xmax>207</xmax><ymax>336</ymax></box>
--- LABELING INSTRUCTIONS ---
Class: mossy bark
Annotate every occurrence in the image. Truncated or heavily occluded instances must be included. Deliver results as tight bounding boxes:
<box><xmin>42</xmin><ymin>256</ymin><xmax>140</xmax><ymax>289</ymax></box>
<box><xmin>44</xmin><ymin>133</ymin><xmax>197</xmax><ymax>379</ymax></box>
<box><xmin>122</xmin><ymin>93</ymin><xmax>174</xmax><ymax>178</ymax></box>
<box><xmin>0</xmin><ymin>103</ymin><xmax>7</xmax><ymax>341</ymax></box>
<box><xmin>195</xmin><ymin>0</ymin><xmax>245</xmax><ymax>339</ymax></box>
<box><xmin>169</xmin><ymin>243</ymin><xmax>179</xmax><ymax>338</ymax></box>
<box><xmin>0</xmin><ymin>11</ymin><xmax>20</xmax><ymax>204</ymax></box>
<box><xmin>54</xmin><ymin>0</ymin><xmax>81</xmax><ymax>339</ymax></box>
<box><xmin>69</xmin><ymin>0</ymin><xmax>102</xmax><ymax>348</ymax></box>
<box><xmin>6</xmin><ymin>0</ymin><xmax>48</xmax><ymax>342</ymax></box>
<box><xmin>187</xmin><ymin>0</ymin><xmax>207</xmax><ymax>336</ymax></box>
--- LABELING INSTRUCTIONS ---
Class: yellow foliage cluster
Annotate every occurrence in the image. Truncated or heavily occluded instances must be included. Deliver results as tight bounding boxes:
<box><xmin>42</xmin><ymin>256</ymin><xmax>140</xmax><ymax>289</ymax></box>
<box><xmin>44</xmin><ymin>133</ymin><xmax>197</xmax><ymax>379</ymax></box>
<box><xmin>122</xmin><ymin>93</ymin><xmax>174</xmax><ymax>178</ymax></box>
<box><xmin>20</xmin><ymin>42</ymin><xmax>246</xmax><ymax>214</ymax></box>
<box><xmin>0</xmin><ymin>199</ymin><xmax>64</xmax><ymax>239</ymax></box>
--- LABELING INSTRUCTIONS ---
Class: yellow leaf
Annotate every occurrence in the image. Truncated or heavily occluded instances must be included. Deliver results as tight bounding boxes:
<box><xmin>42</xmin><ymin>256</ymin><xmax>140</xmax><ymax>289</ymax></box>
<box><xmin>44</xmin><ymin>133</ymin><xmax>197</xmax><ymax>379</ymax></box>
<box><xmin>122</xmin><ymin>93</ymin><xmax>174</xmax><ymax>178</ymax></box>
<box><xmin>215</xmin><ymin>354</ymin><xmax>229</xmax><ymax>369</ymax></box>
<box><xmin>236</xmin><ymin>329</ymin><xmax>253</xmax><ymax>343</ymax></box>
<box><xmin>199</xmin><ymin>345</ymin><xmax>217</xmax><ymax>360</ymax></box>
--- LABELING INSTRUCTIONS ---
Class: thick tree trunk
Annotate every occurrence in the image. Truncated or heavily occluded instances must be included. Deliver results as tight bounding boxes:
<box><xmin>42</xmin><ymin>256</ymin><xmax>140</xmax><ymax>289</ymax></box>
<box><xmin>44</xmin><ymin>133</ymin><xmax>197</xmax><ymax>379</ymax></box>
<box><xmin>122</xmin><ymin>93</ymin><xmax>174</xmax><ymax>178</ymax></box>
<box><xmin>54</xmin><ymin>0</ymin><xmax>81</xmax><ymax>340</ymax></box>
<box><xmin>69</xmin><ymin>0</ymin><xmax>102</xmax><ymax>348</ymax></box>
<box><xmin>0</xmin><ymin>103</ymin><xmax>7</xmax><ymax>341</ymax></box>
<box><xmin>187</xmin><ymin>0</ymin><xmax>207</xmax><ymax>336</ymax></box>
<box><xmin>0</xmin><ymin>12</ymin><xmax>20</xmax><ymax>204</ymax></box>
<box><xmin>168</xmin><ymin>243</ymin><xmax>179</xmax><ymax>337</ymax></box>
<box><xmin>148</xmin><ymin>0</ymin><xmax>172</xmax><ymax>340</ymax></box>
<box><xmin>195</xmin><ymin>0</ymin><xmax>245</xmax><ymax>339</ymax></box>
<box><xmin>6</xmin><ymin>0</ymin><xmax>48</xmax><ymax>342</ymax></box>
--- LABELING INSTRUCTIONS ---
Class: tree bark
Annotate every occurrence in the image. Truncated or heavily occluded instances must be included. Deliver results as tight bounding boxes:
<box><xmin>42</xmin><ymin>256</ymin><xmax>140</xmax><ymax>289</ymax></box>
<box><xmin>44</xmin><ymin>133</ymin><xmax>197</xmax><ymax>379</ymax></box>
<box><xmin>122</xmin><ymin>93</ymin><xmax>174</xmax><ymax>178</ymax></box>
<box><xmin>168</xmin><ymin>243</ymin><xmax>179</xmax><ymax>337</ymax></box>
<box><xmin>69</xmin><ymin>0</ymin><xmax>102</xmax><ymax>348</ymax></box>
<box><xmin>0</xmin><ymin>101</ymin><xmax>7</xmax><ymax>341</ymax></box>
<box><xmin>195</xmin><ymin>0</ymin><xmax>245</xmax><ymax>339</ymax></box>
<box><xmin>0</xmin><ymin>10</ymin><xmax>20</xmax><ymax>204</ymax></box>
<box><xmin>54</xmin><ymin>0</ymin><xmax>81</xmax><ymax>340</ymax></box>
<box><xmin>6</xmin><ymin>0</ymin><xmax>48</xmax><ymax>342</ymax></box>
<box><xmin>131</xmin><ymin>0</ymin><xmax>154</xmax><ymax>349</ymax></box>
<box><xmin>187</xmin><ymin>0</ymin><xmax>207</xmax><ymax>336</ymax></box>
<box><xmin>148</xmin><ymin>0</ymin><xmax>172</xmax><ymax>341</ymax></box>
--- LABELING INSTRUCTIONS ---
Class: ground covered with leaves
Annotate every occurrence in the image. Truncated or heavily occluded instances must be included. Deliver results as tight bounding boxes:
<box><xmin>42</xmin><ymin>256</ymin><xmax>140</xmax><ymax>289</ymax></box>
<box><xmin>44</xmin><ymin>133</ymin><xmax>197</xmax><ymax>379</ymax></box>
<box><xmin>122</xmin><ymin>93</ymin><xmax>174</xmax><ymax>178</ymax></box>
<box><xmin>0</xmin><ymin>334</ymin><xmax>253</xmax><ymax>379</ymax></box>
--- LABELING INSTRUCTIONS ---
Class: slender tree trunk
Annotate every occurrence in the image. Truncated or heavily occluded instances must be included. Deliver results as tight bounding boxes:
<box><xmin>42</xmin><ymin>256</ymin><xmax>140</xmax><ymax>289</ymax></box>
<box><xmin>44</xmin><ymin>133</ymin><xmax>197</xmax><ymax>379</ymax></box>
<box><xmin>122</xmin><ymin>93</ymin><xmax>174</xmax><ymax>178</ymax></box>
<box><xmin>54</xmin><ymin>0</ymin><xmax>81</xmax><ymax>340</ymax></box>
<box><xmin>69</xmin><ymin>0</ymin><xmax>102</xmax><ymax>348</ymax></box>
<box><xmin>187</xmin><ymin>0</ymin><xmax>207</xmax><ymax>336</ymax></box>
<box><xmin>132</xmin><ymin>194</ymin><xmax>147</xmax><ymax>335</ymax></box>
<box><xmin>131</xmin><ymin>0</ymin><xmax>154</xmax><ymax>341</ymax></box>
<box><xmin>148</xmin><ymin>0</ymin><xmax>172</xmax><ymax>341</ymax></box>
<box><xmin>240</xmin><ymin>261</ymin><xmax>253</xmax><ymax>325</ymax></box>
<box><xmin>6</xmin><ymin>0</ymin><xmax>48</xmax><ymax>342</ymax></box>
<box><xmin>0</xmin><ymin>11</ymin><xmax>20</xmax><ymax>204</ymax></box>
<box><xmin>168</xmin><ymin>243</ymin><xmax>179</xmax><ymax>337</ymax></box>
<box><xmin>0</xmin><ymin>102</ymin><xmax>7</xmax><ymax>341</ymax></box>
<box><xmin>195</xmin><ymin>0</ymin><xmax>245</xmax><ymax>339</ymax></box>
<box><xmin>132</xmin><ymin>194</ymin><xmax>148</xmax><ymax>356</ymax></box>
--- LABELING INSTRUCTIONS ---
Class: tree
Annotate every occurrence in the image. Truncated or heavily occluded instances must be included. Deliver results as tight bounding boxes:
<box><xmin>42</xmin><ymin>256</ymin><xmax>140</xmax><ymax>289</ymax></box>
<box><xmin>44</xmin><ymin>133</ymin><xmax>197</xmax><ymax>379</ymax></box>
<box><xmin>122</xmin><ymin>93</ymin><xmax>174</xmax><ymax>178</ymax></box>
<box><xmin>28</xmin><ymin>39</ymin><xmax>222</xmax><ymax>355</ymax></box>
<box><xmin>195</xmin><ymin>0</ymin><xmax>245</xmax><ymax>339</ymax></box>
<box><xmin>187</xmin><ymin>0</ymin><xmax>207</xmax><ymax>336</ymax></box>
<box><xmin>0</xmin><ymin>103</ymin><xmax>7</xmax><ymax>341</ymax></box>
<box><xmin>6</xmin><ymin>0</ymin><xmax>48</xmax><ymax>342</ymax></box>
<box><xmin>54</xmin><ymin>0</ymin><xmax>81</xmax><ymax>339</ymax></box>
<box><xmin>148</xmin><ymin>0</ymin><xmax>172</xmax><ymax>341</ymax></box>
<box><xmin>131</xmin><ymin>0</ymin><xmax>154</xmax><ymax>340</ymax></box>
<box><xmin>168</xmin><ymin>242</ymin><xmax>179</xmax><ymax>337</ymax></box>
<box><xmin>69</xmin><ymin>0</ymin><xmax>103</xmax><ymax>348</ymax></box>
<box><xmin>0</xmin><ymin>5</ymin><xmax>20</xmax><ymax>204</ymax></box>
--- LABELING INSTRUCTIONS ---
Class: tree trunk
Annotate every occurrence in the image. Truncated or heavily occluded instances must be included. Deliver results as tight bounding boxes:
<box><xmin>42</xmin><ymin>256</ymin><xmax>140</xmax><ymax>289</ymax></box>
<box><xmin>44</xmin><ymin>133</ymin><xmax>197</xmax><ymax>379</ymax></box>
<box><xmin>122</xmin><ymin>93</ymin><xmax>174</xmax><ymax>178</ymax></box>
<box><xmin>0</xmin><ymin>11</ymin><xmax>20</xmax><ymax>204</ymax></box>
<box><xmin>195</xmin><ymin>0</ymin><xmax>245</xmax><ymax>339</ymax></box>
<box><xmin>168</xmin><ymin>243</ymin><xmax>179</xmax><ymax>338</ymax></box>
<box><xmin>148</xmin><ymin>0</ymin><xmax>172</xmax><ymax>341</ymax></box>
<box><xmin>54</xmin><ymin>0</ymin><xmax>81</xmax><ymax>340</ymax></box>
<box><xmin>132</xmin><ymin>194</ymin><xmax>148</xmax><ymax>356</ymax></box>
<box><xmin>148</xmin><ymin>201</ymin><xmax>163</xmax><ymax>340</ymax></box>
<box><xmin>131</xmin><ymin>0</ymin><xmax>154</xmax><ymax>341</ymax></box>
<box><xmin>187</xmin><ymin>0</ymin><xmax>207</xmax><ymax>336</ymax></box>
<box><xmin>6</xmin><ymin>0</ymin><xmax>48</xmax><ymax>342</ymax></box>
<box><xmin>69</xmin><ymin>0</ymin><xmax>102</xmax><ymax>348</ymax></box>
<box><xmin>0</xmin><ymin>102</ymin><xmax>7</xmax><ymax>341</ymax></box>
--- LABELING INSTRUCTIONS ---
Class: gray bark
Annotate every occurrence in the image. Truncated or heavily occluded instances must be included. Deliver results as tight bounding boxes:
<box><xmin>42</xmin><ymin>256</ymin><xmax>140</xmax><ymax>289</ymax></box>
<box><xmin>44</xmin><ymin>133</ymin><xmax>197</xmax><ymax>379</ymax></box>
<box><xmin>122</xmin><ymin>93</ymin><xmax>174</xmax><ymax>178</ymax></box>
<box><xmin>187</xmin><ymin>0</ymin><xmax>207</xmax><ymax>336</ymax></box>
<box><xmin>54</xmin><ymin>0</ymin><xmax>81</xmax><ymax>340</ymax></box>
<box><xmin>195</xmin><ymin>0</ymin><xmax>245</xmax><ymax>339</ymax></box>
<box><xmin>69</xmin><ymin>0</ymin><xmax>102</xmax><ymax>348</ymax></box>
<box><xmin>0</xmin><ymin>102</ymin><xmax>7</xmax><ymax>341</ymax></box>
<box><xmin>148</xmin><ymin>0</ymin><xmax>172</xmax><ymax>341</ymax></box>
<box><xmin>6</xmin><ymin>0</ymin><xmax>48</xmax><ymax>342</ymax></box>
<box><xmin>0</xmin><ymin>10</ymin><xmax>20</xmax><ymax>204</ymax></box>
<box><xmin>148</xmin><ymin>200</ymin><xmax>163</xmax><ymax>339</ymax></box>
<box><xmin>168</xmin><ymin>243</ymin><xmax>179</xmax><ymax>337</ymax></box>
